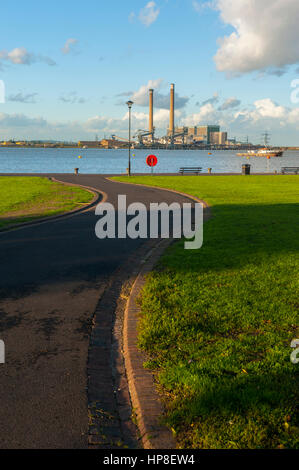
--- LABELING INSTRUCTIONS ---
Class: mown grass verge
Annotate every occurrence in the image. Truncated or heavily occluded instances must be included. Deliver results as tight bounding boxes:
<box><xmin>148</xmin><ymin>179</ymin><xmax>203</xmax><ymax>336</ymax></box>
<box><xmin>113</xmin><ymin>175</ymin><xmax>299</xmax><ymax>449</ymax></box>
<box><xmin>0</xmin><ymin>176</ymin><xmax>93</xmax><ymax>229</ymax></box>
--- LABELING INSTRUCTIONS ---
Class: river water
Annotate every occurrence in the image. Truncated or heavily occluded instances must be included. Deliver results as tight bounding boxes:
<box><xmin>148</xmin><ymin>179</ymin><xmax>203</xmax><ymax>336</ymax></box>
<box><xmin>0</xmin><ymin>147</ymin><xmax>298</xmax><ymax>174</ymax></box>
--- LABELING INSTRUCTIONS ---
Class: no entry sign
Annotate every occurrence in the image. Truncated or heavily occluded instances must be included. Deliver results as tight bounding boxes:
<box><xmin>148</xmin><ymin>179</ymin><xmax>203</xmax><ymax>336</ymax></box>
<box><xmin>146</xmin><ymin>154</ymin><xmax>158</xmax><ymax>167</ymax></box>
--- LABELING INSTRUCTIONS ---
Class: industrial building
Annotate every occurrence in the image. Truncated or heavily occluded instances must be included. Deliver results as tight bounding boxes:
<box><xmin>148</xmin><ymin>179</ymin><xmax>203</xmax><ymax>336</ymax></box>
<box><xmin>199</xmin><ymin>125</ymin><xmax>219</xmax><ymax>144</ymax></box>
<box><xmin>210</xmin><ymin>131</ymin><xmax>228</xmax><ymax>145</ymax></box>
<box><xmin>78</xmin><ymin>138</ymin><xmax>127</xmax><ymax>149</ymax></box>
<box><xmin>78</xmin><ymin>82</ymin><xmax>231</xmax><ymax>148</ymax></box>
<box><xmin>164</xmin><ymin>89</ymin><xmax>229</xmax><ymax>146</ymax></box>
<box><xmin>170</xmin><ymin>125</ymin><xmax>228</xmax><ymax>146</ymax></box>
<box><xmin>78</xmin><ymin>140</ymin><xmax>101</xmax><ymax>148</ymax></box>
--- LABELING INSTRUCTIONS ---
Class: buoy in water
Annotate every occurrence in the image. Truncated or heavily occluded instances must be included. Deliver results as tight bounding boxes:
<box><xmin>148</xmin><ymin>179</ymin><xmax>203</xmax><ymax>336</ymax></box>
<box><xmin>78</xmin><ymin>155</ymin><xmax>82</xmax><ymax>159</ymax></box>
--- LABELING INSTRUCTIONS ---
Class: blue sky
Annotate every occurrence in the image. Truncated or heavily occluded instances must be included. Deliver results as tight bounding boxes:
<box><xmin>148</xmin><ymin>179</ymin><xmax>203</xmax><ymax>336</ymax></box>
<box><xmin>1</xmin><ymin>0</ymin><xmax>299</xmax><ymax>145</ymax></box>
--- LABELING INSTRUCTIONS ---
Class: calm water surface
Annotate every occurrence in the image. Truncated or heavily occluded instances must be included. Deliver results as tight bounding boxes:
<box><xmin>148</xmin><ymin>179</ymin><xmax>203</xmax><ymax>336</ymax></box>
<box><xmin>0</xmin><ymin>147</ymin><xmax>298</xmax><ymax>174</ymax></box>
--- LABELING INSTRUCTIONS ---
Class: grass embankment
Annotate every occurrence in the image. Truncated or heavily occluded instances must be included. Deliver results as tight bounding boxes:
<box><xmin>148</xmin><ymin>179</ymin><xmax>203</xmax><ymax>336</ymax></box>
<box><xmin>113</xmin><ymin>175</ymin><xmax>299</xmax><ymax>449</ymax></box>
<box><xmin>0</xmin><ymin>176</ymin><xmax>93</xmax><ymax>229</ymax></box>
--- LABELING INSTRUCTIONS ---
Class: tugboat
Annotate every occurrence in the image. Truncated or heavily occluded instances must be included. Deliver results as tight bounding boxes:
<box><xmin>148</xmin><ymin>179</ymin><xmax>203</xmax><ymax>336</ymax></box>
<box><xmin>237</xmin><ymin>148</ymin><xmax>284</xmax><ymax>157</ymax></box>
<box><xmin>237</xmin><ymin>132</ymin><xmax>283</xmax><ymax>157</ymax></box>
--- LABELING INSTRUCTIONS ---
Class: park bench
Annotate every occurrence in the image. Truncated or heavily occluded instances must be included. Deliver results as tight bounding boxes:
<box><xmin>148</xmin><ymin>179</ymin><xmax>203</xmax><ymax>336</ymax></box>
<box><xmin>281</xmin><ymin>167</ymin><xmax>299</xmax><ymax>174</ymax></box>
<box><xmin>179</xmin><ymin>167</ymin><xmax>202</xmax><ymax>175</ymax></box>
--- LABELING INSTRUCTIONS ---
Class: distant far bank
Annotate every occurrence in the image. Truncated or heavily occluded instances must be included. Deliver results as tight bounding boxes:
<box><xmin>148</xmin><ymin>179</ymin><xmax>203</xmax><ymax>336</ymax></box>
<box><xmin>1</xmin><ymin>142</ymin><xmax>299</xmax><ymax>151</ymax></box>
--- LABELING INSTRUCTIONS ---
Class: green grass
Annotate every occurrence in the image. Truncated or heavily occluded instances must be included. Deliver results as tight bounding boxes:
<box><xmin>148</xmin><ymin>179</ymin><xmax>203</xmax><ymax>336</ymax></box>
<box><xmin>0</xmin><ymin>176</ymin><xmax>93</xmax><ymax>229</ymax></box>
<box><xmin>113</xmin><ymin>175</ymin><xmax>299</xmax><ymax>449</ymax></box>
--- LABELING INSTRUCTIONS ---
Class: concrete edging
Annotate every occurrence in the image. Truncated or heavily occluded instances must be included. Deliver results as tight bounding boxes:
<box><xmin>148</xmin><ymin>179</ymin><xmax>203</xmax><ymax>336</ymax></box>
<box><xmin>111</xmin><ymin>177</ymin><xmax>211</xmax><ymax>449</ymax></box>
<box><xmin>123</xmin><ymin>239</ymin><xmax>175</xmax><ymax>449</ymax></box>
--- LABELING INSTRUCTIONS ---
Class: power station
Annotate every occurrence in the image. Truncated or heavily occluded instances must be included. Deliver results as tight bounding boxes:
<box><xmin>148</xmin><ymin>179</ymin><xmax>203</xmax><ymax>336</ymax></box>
<box><xmin>136</xmin><ymin>83</ymin><xmax>228</xmax><ymax>148</ymax></box>
<box><xmin>80</xmin><ymin>83</ymin><xmax>230</xmax><ymax>149</ymax></box>
<box><xmin>135</xmin><ymin>83</ymin><xmax>189</xmax><ymax>147</ymax></box>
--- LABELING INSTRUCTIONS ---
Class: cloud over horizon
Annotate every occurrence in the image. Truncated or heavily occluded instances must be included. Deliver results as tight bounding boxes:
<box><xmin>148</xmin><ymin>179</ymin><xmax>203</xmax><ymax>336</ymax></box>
<box><xmin>218</xmin><ymin>97</ymin><xmax>241</xmax><ymax>110</ymax></box>
<box><xmin>120</xmin><ymin>79</ymin><xmax>189</xmax><ymax>110</ymax></box>
<box><xmin>1</xmin><ymin>95</ymin><xmax>299</xmax><ymax>144</ymax></box>
<box><xmin>213</xmin><ymin>0</ymin><xmax>299</xmax><ymax>75</ymax></box>
<box><xmin>201</xmin><ymin>92</ymin><xmax>219</xmax><ymax>106</ymax></box>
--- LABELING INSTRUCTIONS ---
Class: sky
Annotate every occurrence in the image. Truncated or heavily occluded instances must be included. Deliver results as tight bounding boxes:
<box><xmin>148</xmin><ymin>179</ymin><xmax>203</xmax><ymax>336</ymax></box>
<box><xmin>0</xmin><ymin>0</ymin><xmax>299</xmax><ymax>145</ymax></box>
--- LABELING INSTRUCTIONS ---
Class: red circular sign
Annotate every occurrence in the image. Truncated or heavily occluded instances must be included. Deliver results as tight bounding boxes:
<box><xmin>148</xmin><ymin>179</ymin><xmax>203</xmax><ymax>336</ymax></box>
<box><xmin>146</xmin><ymin>154</ymin><xmax>158</xmax><ymax>167</ymax></box>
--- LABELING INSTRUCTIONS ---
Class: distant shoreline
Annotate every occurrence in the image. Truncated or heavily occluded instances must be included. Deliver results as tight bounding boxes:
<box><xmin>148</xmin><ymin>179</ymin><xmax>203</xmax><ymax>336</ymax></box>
<box><xmin>1</xmin><ymin>145</ymin><xmax>299</xmax><ymax>151</ymax></box>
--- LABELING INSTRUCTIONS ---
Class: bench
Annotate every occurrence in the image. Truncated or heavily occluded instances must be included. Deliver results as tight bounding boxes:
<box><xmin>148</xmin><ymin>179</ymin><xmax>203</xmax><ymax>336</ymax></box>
<box><xmin>281</xmin><ymin>167</ymin><xmax>299</xmax><ymax>174</ymax></box>
<box><xmin>179</xmin><ymin>167</ymin><xmax>202</xmax><ymax>175</ymax></box>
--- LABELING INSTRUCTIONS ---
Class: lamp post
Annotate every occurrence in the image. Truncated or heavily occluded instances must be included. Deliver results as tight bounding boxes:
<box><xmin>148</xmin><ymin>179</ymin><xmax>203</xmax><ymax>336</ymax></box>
<box><xmin>126</xmin><ymin>100</ymin><xmax>133</xmax><ymax>176</ymax></box>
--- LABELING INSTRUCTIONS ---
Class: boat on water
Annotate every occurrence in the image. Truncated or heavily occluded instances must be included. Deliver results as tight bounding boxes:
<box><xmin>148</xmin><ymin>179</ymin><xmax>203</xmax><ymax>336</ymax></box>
<box><xmin>237</xmin><ymin>148</ymin><xmax>284</xmax><ymax>157</ymax></box>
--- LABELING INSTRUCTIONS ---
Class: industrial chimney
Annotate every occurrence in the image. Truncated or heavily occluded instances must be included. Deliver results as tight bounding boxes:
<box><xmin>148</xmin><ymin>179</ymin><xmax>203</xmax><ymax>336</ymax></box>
<box><xmin>149</xmin><ymin>88</ymin><xmax>154</xmax><ymax>138</ymax></box>
<box><xmin>169</xmin><ymin>83</ymin><xmax>175</xmax><ymax>139</ymax></box>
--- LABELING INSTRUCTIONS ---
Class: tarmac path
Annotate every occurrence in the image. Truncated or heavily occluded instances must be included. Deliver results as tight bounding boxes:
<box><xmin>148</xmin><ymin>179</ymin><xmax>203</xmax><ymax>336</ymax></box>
<box><xmin>0</xmin><ymin>174</ymin><xmax>192</xmax><ymax>449</ymax></box>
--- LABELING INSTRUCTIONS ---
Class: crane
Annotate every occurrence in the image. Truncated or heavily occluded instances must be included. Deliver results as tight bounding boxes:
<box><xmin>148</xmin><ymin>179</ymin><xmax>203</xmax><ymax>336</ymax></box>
<box><xmin>169</xmin><ymin>127</ymin><xmax>188</xmax><ymax>146</ymax></box>
<box><xmin>111</xmin><ymin>134</ymin><xmax>130</xmax><ymax>142</ymax></box>
<box><xmin>110</xmin><ymin>134</ymin><xmax>137</xmax><ymax>149</ymax></box>
<box><xmin>133</xmin><ymin>129</ymin><xmax>155</xmax><ymax>146</ymax></box>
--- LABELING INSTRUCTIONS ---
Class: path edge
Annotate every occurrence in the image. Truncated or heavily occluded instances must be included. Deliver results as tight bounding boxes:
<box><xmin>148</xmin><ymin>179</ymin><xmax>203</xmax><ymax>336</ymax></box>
<box><xmin>113</xmin><ymin>177</ymin><xmax>211</xmax><ymax>449</ymax></box>
<box><xmin>0</xmin><ymin>176</ymin><xmax>107</xmax><ymax>234</ymax></box>
<box><xmin>123</xmin><ymin>239</ymin><xmax>175</xmax><ymax>449</ymax></box>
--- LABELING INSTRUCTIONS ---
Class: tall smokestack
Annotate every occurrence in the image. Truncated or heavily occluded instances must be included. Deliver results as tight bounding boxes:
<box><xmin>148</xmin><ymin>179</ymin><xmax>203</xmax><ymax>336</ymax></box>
<box><xmin>169</xmin><ymin>83</ymin><xmax>175</xmax><ymax>137</ymax></box>
<box><xmin>149</xmin><ymin>89</ymin><xmax>154</xmax><ymax>136</ymax></box>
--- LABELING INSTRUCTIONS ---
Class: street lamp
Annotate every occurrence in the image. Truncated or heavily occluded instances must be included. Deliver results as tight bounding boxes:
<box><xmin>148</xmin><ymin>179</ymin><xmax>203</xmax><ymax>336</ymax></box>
<box><xmin>126</xmin><ymin>100</ymin><xmax>133</xmax><ymax>176</ymax></box>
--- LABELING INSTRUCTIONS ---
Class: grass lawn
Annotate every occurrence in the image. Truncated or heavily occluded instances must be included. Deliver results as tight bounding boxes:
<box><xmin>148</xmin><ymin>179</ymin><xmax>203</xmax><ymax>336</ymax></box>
<box><xmin>113</xmin><ymin>175</ymin><xmax>299</xmax><ymax>449</ymax></box>
<box><xmin>0</xmin><ymin>176</ymin><xmax>93</xmax><ymax>229</ymax></box>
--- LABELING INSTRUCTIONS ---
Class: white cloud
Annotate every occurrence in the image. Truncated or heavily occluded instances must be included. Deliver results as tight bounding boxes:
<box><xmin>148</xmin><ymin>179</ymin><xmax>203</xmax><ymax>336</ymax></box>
<box><xmin>7</xmin><ymin>48</ymin><xmax>33</xmax><ymax>64</ymax></box>
<box><xmin>0</xmin><ymin>112</ymin><xmax>47</xmax><ymax>127</ymax></box>
<box><xmin>0</xmin><ymin>47</ymin><xmax>56</xmax><ymax>66</ymax></box>
<box><xmin>121</xmin><ymin>111</ymin><xmax>148</xmax><ymax>122</ymax></box>
<box><xmin>122</xmin><ymin>108</ymin><xmax>182</xmax><ymax>127</ymax></box>
<box><xmin>183</xmin><ymin>103</ymin><xmax>217</xmax><ymax>126</ymax></box>
<box><xmin>1</xmin><ymin>97</ymin><xmax>299</xmax><ymax>143</ymax></box>
<box><xmin>218</xmin><ymin>97</ymin><xmax>241</xmax><ymax>110</ymax></box>
<box><xmin>152</xmin><ymin>108</ymin><xmax>171</xmax><ymax>124</ymax></box>
<box><xmin>253</xmin><ymin>99</ymin><xmax>286</xmax><ymax>119</ymax></box>
<box><xmin>139</xmin><ymin>1</ymin><xmax>160</xmax><ymax>27</ymax></box>
<box><xmin>183</xmin><ymin>98</ymin><xmax>299</xmax><ymax>139</ymax></box>
<box><xmin>122</xmin><ymin>79</ymin><xmax>189</xmax><ymax>109</ymax></box>
<box><xmin>62</xmin><ymin>38</ymin><xmax>78</xmax><ymax>55</ymax></box>
<box><xmin>235</xmin><ymin>99</ymin><xmax>287</xmax><ymax>123</ymax></box>
<box><xmin>213</xmin><ymin>0</ymin><xmax>299</xmax><ymax>75</ymax></box>
<box><xmin>288</xmin><ymin>107</ymin><xmax>299</xmax><ymax>124</ymax></box>
<box><xmin>130</xmin><ymin>79</ymin><xmax>164</xmax><ymax>105</ymax></box>
<box><xmin>0</xmin><ymin>106</ymin><xmax>182</xmax><ymax>141</ymax></box>
<box><xmin>201</xmin><ymin>92</ymin><xmax>219</xmax><ymax>106</ymax></box>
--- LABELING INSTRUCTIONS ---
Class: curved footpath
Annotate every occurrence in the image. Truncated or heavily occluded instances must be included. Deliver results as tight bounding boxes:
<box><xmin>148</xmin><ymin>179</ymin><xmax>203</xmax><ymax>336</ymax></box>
<box><xmin>0</xmin><ymin>174</ymin><xmax>207</xmax><ymax>449</ymax></box>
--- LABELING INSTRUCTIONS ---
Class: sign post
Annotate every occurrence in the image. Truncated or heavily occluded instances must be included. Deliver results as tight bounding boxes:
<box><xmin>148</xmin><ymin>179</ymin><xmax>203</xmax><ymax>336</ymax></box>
<box><xmin>146</xmin><ymin>154</ymin><xmax>158</xmax><ymax>174</ymax></box>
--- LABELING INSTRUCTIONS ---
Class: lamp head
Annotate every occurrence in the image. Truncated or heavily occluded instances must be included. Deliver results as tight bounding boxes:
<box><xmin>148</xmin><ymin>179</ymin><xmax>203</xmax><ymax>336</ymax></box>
<box><xmin>126</xmin><ymin>100</ymin><xmax>133</xmax><ymax>109</ymax></box>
